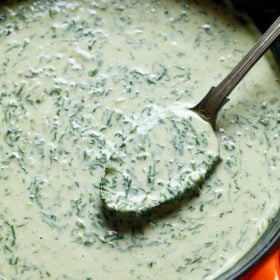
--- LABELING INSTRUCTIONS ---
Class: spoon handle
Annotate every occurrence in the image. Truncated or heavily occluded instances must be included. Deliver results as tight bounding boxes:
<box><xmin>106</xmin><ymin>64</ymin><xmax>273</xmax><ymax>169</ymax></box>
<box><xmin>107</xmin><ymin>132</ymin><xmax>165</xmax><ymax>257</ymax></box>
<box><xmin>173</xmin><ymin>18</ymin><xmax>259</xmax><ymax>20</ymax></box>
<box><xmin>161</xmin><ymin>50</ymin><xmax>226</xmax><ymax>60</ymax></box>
<box><xmin>193</xmin><ymin>16</ymin><xmax>280</xmax><ymax>129</ymax></box>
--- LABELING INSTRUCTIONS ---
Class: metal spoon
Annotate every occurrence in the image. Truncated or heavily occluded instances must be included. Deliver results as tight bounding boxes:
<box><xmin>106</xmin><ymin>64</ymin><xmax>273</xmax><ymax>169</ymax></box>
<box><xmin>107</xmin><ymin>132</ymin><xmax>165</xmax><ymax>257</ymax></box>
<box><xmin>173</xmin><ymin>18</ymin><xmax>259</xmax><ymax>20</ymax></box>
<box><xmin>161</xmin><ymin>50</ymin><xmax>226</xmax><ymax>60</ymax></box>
<box><xmin>100</xmin><ymin>16</ymin><xmax>280</xmax><ymax>215</ymax></box>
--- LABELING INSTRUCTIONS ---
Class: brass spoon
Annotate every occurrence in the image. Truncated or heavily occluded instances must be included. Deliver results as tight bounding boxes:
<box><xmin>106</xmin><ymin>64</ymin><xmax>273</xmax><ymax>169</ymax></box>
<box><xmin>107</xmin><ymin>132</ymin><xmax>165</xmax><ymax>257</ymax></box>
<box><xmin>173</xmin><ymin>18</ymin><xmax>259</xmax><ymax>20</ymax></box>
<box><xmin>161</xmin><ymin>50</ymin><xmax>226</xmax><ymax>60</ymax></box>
<box><xmin>100</xmin><ymin>16</ymin><xmax>280</xmax><ymax>215</ymax></box>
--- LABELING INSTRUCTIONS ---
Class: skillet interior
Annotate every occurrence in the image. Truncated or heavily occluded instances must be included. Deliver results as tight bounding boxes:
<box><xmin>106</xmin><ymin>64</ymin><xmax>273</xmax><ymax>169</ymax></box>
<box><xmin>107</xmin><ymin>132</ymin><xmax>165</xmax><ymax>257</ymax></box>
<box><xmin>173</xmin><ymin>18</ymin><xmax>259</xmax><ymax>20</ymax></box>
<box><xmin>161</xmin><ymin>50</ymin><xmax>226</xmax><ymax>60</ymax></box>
<box><xmin>0</xmin><ymin>1</ymin><xmax>279</xmax><ymax>279</ymax></box>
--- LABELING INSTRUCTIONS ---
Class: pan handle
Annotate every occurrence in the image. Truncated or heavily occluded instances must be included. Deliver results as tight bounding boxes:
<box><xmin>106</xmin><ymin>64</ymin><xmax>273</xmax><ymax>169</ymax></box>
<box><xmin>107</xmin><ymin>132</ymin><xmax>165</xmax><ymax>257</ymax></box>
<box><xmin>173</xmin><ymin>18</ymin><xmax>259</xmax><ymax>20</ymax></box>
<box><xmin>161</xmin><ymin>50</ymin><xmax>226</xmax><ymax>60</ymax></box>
<box><xmin>242</xmin><ymin>247</ymin><xmax>280</xmax><ymax>280</ymax></box>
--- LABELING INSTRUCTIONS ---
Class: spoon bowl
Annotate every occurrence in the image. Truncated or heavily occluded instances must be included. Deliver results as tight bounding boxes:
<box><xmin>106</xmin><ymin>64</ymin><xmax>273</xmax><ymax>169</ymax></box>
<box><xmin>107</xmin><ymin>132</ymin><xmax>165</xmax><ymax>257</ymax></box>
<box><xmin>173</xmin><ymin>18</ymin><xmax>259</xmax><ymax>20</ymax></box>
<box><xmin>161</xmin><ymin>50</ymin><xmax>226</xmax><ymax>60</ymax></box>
<box><xmin>100</xmin><ymin>105</ymin><xmax>220</xmax><ymax>214</ymax></box>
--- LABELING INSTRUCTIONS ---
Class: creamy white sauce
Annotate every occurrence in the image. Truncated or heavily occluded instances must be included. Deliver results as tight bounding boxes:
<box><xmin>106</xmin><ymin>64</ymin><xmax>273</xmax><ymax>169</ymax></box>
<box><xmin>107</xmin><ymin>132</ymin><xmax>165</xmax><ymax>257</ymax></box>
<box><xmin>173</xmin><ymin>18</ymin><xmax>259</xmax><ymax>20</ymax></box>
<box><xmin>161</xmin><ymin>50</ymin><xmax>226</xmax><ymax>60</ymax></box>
<box><xmin>0</xmin><ymin>0</ymin><xmax>279</xmax><ymax>279</ymax></box>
